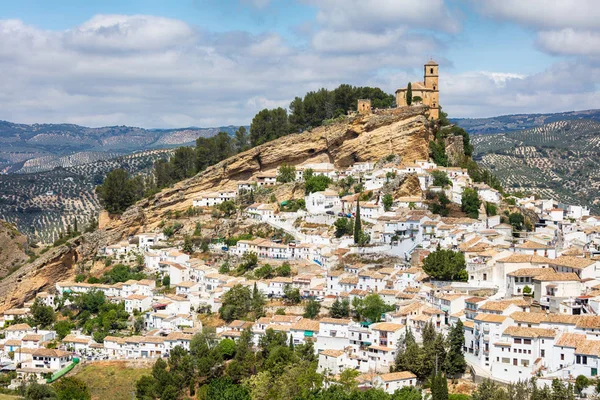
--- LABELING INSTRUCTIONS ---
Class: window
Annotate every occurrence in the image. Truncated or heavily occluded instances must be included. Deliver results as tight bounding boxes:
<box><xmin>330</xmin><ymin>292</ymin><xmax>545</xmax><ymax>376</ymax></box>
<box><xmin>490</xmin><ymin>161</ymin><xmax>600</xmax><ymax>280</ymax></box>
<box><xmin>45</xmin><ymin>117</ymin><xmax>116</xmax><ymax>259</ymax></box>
<box><xmin>541</xmin><ymin>350</ymin><xmax>545</xmax><ymax>357</ymax></box>
<box><xmin>524</xmin><ymin>339</ymin><xmax>531</xmax><ymax>345</ymax></box>
<box><xmin>514</xmin><ymin>338</ymin><xmax>522</xmax><ymax>344</ymax></box>
<box><xmin>561</xmin><ymin>354</ymin><xmax>565</xmax><ymax>361</ymax></box>
<box><xmin>576</xmin><ymin>355</ymin><xmax>581</xmax><ymax>364</ymax></box>
<box><xmin>430</xmin><ymin>68</ymin><xmax>434</xmax><ymax>74</ymax></box>
<box><xmin>513</xmin><ymin>359</ymin><xmax>518</xmax><ymax>366</ymax></box>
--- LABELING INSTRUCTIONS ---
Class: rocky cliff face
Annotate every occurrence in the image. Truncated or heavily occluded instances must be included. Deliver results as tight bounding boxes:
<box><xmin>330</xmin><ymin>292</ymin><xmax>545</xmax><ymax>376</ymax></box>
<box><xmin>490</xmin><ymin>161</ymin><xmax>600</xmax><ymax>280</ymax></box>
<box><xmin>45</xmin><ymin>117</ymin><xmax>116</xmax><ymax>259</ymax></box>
<box><xmin>0</xmin><ymin>221</ymin><xmax>28</xmax><ymax>278</ymax></box>
<box><xmin>444</xmin><ymin>135</ymin><xmax>465</xmax><ymax>166</ymax></box>
<box><xmin>0</xmin><ymin>106</ymin><xmax>433</xmax><ymax>311</ymax></box>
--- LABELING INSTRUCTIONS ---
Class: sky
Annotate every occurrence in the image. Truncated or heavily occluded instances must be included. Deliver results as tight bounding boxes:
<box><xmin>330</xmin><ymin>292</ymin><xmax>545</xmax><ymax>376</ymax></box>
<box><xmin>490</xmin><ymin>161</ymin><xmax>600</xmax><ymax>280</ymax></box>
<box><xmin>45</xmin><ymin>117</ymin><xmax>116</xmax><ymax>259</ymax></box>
<box><xmin>1</xmin><ymin>0</ymin><xmax>600</xmax><ymax>128</ymax></box>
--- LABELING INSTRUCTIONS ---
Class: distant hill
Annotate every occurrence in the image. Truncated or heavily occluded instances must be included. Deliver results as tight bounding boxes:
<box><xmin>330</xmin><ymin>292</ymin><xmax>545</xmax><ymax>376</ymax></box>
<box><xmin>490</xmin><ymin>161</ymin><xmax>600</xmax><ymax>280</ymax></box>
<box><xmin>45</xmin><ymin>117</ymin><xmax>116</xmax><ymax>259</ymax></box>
<box><xmin>469</xmin><ymin>114</ymin><xmax>600</xmax><ymax>211</ymax></box>
<box><xmin>452</xmin><ymin>109</ymin><xmax>600</xmax><ymax>135</ymax></box>
<box><xmin>0</xmin><ymin>121</ymin><xmax>244</xmax><ymax>173</ymax></box>
<box><xmin>0</xmin><ymin>148</ymin><xmax>176</xmax><ymax>244</ymax></box>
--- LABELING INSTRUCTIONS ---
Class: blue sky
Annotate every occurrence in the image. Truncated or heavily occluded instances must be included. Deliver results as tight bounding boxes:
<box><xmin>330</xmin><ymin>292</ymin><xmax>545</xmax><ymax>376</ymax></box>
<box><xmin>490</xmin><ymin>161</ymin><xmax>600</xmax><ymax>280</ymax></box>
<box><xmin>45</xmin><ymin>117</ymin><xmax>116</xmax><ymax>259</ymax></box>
<box><xmin>0</xmin><ymin>0</ymin><xmax>599</xmax><ymax>127</ymax></box>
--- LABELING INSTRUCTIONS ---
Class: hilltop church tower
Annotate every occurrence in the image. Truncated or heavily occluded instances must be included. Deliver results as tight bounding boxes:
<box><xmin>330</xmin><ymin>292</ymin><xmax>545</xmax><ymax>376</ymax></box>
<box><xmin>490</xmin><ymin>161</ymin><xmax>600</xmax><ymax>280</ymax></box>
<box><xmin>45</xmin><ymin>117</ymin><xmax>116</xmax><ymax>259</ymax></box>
<box><xmin>424</xmin><ymin>60</ymin><xmax>439</xmax><ymax>119</ymax></box>
<box><xmin>395</xmin><ymin>59</ymin><xmax>440</xmax><ymax>120</ymax></box>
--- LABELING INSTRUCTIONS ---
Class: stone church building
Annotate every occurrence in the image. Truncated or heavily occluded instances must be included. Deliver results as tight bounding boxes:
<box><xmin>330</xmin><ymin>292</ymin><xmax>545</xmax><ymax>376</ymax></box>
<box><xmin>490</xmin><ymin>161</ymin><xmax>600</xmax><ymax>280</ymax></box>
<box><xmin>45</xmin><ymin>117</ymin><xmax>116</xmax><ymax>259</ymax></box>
<box><xmin>395</xmin><ymin>60</ymin><xmax>440</xmax><ymax>120</ymax></box>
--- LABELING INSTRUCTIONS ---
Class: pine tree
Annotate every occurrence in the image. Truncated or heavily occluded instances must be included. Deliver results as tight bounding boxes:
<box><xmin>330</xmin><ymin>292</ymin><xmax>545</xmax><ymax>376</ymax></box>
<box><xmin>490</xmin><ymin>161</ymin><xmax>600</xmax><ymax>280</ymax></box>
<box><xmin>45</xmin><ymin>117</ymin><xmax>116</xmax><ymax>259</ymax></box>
<box><xmin>73</xmin><ymin>218</ymin><xmax>78</xmax><ymax>233</ymax></box>
<box><xmin>354</xmin><ymin>199</ymin><xmax>361</xmax><ymax>244</ymax></box>
<box><xmin>406</xmin><ymin>82</ymin><xmax>413</xmax><ymax>106</ymax></box>
<box><xmin>445</xmin><ymin>320</ymin><xmax>467</xmax><ymax>377</ymax></box>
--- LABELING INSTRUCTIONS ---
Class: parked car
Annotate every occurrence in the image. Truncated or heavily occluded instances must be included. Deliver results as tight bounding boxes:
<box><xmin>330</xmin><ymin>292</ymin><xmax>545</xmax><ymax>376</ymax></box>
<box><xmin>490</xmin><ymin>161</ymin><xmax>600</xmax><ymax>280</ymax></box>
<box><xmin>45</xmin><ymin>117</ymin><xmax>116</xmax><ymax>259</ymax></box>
<box><xmin>316</xmin><ymin>296</ymin><xmax>324</xmax><ymax>302</ymax></box>
<box><xmin>326</xmin><ymin>211</ymin><xmax>335</xmax><ymax>215</ymax></box>
<box><xmin>338</xmin><ymin>212</ymin><xmax>345</xmax><ymax>217</ymax></box>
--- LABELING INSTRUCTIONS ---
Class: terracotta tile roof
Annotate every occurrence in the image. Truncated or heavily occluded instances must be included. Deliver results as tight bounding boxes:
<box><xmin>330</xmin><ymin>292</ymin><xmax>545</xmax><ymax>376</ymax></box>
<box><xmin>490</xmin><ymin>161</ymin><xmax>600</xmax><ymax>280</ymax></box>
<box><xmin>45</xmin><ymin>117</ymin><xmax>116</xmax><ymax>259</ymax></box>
<box><xmin>32</xmin><ymin>348</ymin><xmax>70</xmax><ymax>357</ymax></box>
<box><xmin>291</xmin><ymin>319</ymin><xmax>320</xmax><ymax>332</ymax></box>
<box><xmin>516</xmin><ymin>241</ymin><xmax>551</xmax><ymax>249</ymax></box>
<box><xmin>379</xmin><ymin>371</ymin><xmax>417</xmax><ymax>382</ymax></box>
<box><xmin>576</xmin><ymin>340</ymin><xmax>600</xmax><ymax>356</ymax></box>
<box><xmin>555</xmin><ymin>333</ymin><xmax>586</xmax><ymax>348</ymax></box>
<box><xmin>479</xmin><ymin>299</ymin><xmax>528</xmax><ymax>312</ymax></box>
<box><xmin>370</xmin><ymin>322</ymin><xmax>404</xmax><ymax>332</ymax></box>
<box><xmin>474</xmin><ymin>314</ymin><xmax>508</xmax><ymax>323</ymax></box>
<box><xmin>319</xmin><ymin>318</ymin><xmax>351</xmax><ymax>325</ymax></box>
<box><xmin>320</xmin><ymin>349</ymin><xmax>345</xmax><ymax>357</ymax></box>
<box><xmin>534</xmin><ymin>272</ymin><xmax>580</xmax><ymax>282</ymax></box>
<box><xmin>544</xmin><ymin>314</ymin><xmax>580</xmax><ymax>325</ymax></box>
<box><xmin>510</xmin><ymin>312</ymin><xmax>547</xmax><ymax>324</ymax></box>
<box><xmin>576</xmin><ymin>316</ymin><xmax>600</xmax><ymax>329</ymax></box>
<box><xmin>5</xmin><ymin>323</ymin><xmax>32</xmax><ymax>331</ymax></box>
<box><xmin>503</xmin><ymin>326</ymin><xmax>556</xmax><ymax>338</ymax></box>
<box><xmin>549</xmin><ymin>256</ymin><xmax>596</xmax><ymax>269</ymax></box>
<box><xmin>507</xmin><ymin>268</ymin><xmax>551</xmax><ymax>277</ymax></box>
<box><xmin>463</xmin><ymin>320</ymin><xmax>474</xmax><ymax>329</ymax></box>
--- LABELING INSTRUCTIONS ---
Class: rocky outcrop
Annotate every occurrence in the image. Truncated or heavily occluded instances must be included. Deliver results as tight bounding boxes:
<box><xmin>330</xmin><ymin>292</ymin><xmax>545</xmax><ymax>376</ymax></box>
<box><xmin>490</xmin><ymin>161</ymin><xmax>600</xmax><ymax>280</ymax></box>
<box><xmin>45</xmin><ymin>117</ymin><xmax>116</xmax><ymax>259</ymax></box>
<box><xmin>393</xmin><ymin>174</ymin><xmax>423</xmax><ymax>199</ymax></box>
<box><xmin>0</xmin><ymin>221</ymin><xmax>28</xmax><ymax>277</ymax></box>
<box><xmin>0</xmin><ymin>106</ymin><xmax>433</xmax><ymax>311</ymax></box>
<box><xmin>444</xmin><ymin>135</ymin><xmax>465</xmax><ymax>166</ymax></box>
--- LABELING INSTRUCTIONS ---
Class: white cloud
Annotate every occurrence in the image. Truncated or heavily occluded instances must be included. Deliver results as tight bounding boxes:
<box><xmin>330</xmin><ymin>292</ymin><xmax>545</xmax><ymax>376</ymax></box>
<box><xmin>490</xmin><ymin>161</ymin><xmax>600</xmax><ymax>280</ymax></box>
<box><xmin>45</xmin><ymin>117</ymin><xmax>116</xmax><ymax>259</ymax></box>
<box><xmin>476</xmin><ymin>0</ymin><xmax>600</xmax><ymax>30</ymax></box>
<box><xmin>64</xmin><ymin>14</ymin><xmax>196</xmax><ymax>52</ymax></box>
<box><xmin>305</xmin><ymin>0</ymin><xmax>460</xmax><ymax>34</ymax></box>
<box><xmin>537</xmin><ymin>29</ymin><xmax>600</xmax><ymax>57</ymax></box>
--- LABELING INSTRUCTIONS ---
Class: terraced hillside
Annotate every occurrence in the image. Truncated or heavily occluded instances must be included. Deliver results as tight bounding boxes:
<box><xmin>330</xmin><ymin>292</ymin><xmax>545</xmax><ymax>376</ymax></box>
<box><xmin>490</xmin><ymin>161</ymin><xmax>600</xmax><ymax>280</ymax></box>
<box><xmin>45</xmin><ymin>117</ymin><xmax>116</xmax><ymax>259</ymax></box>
<box><xmin>452</xmin><ymin>109</ymin><xmax>600</xmax><ymax>135</ymax></box>
<box><xmin>0</xmin><ymin>148</ymin><xmax>175</xmax><ymax>244</ymax></box>
<box><xmin>0</xmin><ymin>121</ymin><xmax>243</xmax><ymax>173</ymax></box>
<box><xmin>472</xmin><ymin>119</ymin><xmax>600</xmax><ymax>209</ymax></box>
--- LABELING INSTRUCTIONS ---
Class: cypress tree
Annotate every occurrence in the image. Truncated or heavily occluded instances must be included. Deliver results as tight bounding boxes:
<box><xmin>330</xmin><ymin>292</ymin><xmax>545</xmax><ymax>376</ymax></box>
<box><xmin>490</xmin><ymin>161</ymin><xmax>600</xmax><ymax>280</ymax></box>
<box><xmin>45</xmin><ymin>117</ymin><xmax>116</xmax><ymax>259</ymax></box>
<box><xmin>406</xmin><ymin>82</ymin><xmax>412</xmax><ymax>106</ymax></box>
<box><xmin>354</xmin><ymin>199</ymin><xmax>361</xmax><ymax>244</ymax></box>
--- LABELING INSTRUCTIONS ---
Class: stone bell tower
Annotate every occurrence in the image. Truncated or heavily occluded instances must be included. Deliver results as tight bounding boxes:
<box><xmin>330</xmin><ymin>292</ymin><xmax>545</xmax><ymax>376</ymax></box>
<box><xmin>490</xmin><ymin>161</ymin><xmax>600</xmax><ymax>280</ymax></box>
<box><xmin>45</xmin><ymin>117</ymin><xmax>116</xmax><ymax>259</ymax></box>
<box><xmin>424</xmin><ymin>60</ymin><xmax>439</xmax><ymax>120</ymax></box>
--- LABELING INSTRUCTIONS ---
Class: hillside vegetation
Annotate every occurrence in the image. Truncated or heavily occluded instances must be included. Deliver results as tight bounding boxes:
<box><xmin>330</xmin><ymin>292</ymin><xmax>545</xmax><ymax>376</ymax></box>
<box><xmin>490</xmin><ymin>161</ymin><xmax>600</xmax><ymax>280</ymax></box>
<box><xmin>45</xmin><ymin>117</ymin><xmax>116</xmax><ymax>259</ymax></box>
<box><xmin>472</xmin><ymin>119</ymin><xmax>600</xmax><ymax>210</ymax></box>
<box><xmin>0</xmin><ymin>121</ymin><xmax>240</xmax><ymax>174</ymax></box>
<box><xmin>0</xmin><ymin>149</ymin><xmax>175</xmax><ymax>243</ymax></box>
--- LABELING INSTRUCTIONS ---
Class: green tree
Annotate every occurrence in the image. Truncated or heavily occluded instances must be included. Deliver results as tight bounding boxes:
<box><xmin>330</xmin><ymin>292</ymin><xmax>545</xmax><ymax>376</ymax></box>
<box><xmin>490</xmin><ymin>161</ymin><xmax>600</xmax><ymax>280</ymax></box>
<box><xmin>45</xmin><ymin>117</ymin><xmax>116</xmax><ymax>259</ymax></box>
<box><xmin>523</xmin><ymin>285</ymin><xmax>532</xmax><ymax>295</ymax></box>
<box><xmin>382</xmin><ymin>194</ymin><xmax>393</xmax><ymax>212</ymax></box>
<box><xmin>406</xmin><ymin>82</ymin><xmax>412</xmax><ymax>106</ymax></box>
<box><xmin>354</xmin><ymin>199</ymin><xmax>361</xmax><ymax>244</ymax></box>
<box><xmin>509</xmin><ymin>212</ymin><xmax>526</xmax><ymax>231</ymax></box>
<box><xmin>254</xmin><ymin>264</ymin><xmax>273</xmax><ymax>279</ymax></box>
<box><xmin>430</xmin><ymin>372</ymin><xmax>448</xmax><ymax>400</ymax></box>
<box><xmin>431</xmin><ymin>170</ymin><xmax>451</xmax><ymax>187</ymax></box>
<box><xmin>422</xmin><ymin>246</ymin><xmax>468</xmax><ymax>281</ymax></box>
<box><xmin>182</xmin><ymin>235</ymin><xmax>193</xmax><ymax>254</ymax></box>
<box><xmin>445</xmin><ymin>320</ymin><xmax>466</xmax><ymax>377</ymax></box>
<box><xmin>358</xmin><ymin>294</ymin><xmax>389</xmax><ymax>323</ymax></box>
<box><xmin>283</xmin><ymin>285</ymin><xmax>301</xmax><ymax>305</ymax></box>
<box><xmin>238</xmin><ymin>252</ymin><xmax>258</xmax><ymax>273</ymax></box>
<box><xmin>485</xmin><ymin>202</ymin><xmax>497</xmax><ymax>216</ymax></box>
<box><xmin>304</xmin><ymin>175</ymin><xmax>332</xmax><ymax>194</ymax></box>
<box><xmin>275</xmin><ymin>262</ymin><xmax>291</xmax><ymax>277</ymax></box>
<box><xmin>53</xmin><ymin>377</ymin><xmax>91</xmax><ymax>400</ymax></box>
<box><xmin>575</xmin><ymin>375</ymin><xmax>589</xmax><ymax>396</ymax></box>
<box><xmin>334</xmin><ymin>218</ymin><xmax>353</xmax><ymax>238</ymax></box>
<box><xmin>216</xmin><ymin>200</ymin><xmax>237</xmax><ymax>217</ymax></box>
<box><xmin>252</xmin><ymin>283</ymin><xmax>266</xmax><ymax>319</ymax></box>
<box><xmin>277</xmin><ymin>164</ymin><xmax>296</xmax><ymax>183</ymax></box>
<box><xmin>304</xmin><ymin>299</ymin><xmax>321</xmax><ymax>319</ymax></box>
<box><xmin>25</xmin><ymin>382</ymin><xmax>56</xmax><ymax>400</ymax></box>
<box><xmin>250</xmin><ymin>108</ymin><xmax>289</xmax><ymax>147</ymax></box>
<box><xmin>54</xmin><ymin>320</ymin><xmax>74</xmax><ymax>340</ymax></box>
<box><xmin>234</xmin><ymin>126</ymin><xmax>250</xmax><ymax>152</ymax></box>
<box><xmin>330</xmin><ymin>297</ymin><xmax>350</xmax><ymax>318</ymax></box>
<box><xmin>220</xmin><ymin>284</ymin><xmax>253</xmax><ymax>322</ymax></box>
<box><xmin>461</xmin><ymin>188</ymin><xmax>481</xmax><ymax>219</ymax></box>
<box><xmin>162</xmin><ymin>275</ymin><xmax>170</xmax><ymax>288</ymax></box>
<box><xmin>96</xmin><ymin>169</ymin><xmax>139</xmax><ymax>214</ymax></box>
<box><xmin>31</xmin><ymin>299</ymin><xmax>56</xmax><ymax>328</ymax></box>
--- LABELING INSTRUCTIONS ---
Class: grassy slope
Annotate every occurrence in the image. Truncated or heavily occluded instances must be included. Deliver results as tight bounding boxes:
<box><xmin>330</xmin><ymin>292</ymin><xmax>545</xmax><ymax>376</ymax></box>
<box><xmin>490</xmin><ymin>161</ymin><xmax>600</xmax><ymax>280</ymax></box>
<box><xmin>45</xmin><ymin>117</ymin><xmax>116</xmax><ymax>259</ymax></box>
<box><xmin>72</xmin><ymin>361</ymin><xmax>152</xmax><ymax>400</ymax></box>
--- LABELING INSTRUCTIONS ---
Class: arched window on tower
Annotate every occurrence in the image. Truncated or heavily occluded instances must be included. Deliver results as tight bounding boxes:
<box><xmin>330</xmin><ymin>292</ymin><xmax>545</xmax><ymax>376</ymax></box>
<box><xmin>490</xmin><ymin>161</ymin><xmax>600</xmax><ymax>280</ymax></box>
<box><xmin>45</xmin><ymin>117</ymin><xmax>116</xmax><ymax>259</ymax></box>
<box><xmin>430</xmin><ymin>68</ymin><xmax>434</xmax><ymax>74</ymax></box>
<box><xmin>433</xmin><ymin>85</ymin><xmax>437</xmax><ymax>90</ymax></box>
